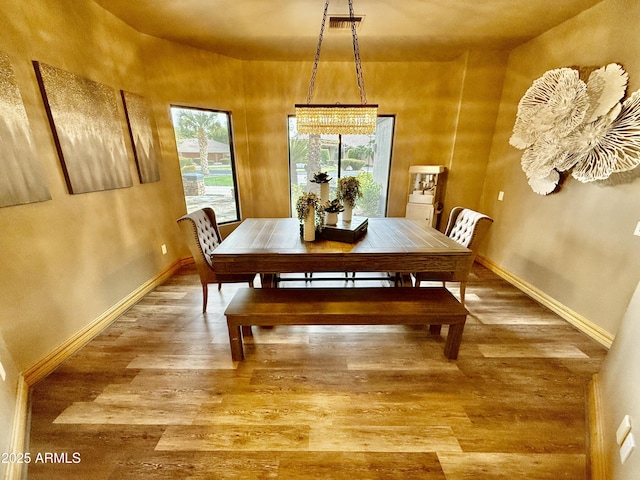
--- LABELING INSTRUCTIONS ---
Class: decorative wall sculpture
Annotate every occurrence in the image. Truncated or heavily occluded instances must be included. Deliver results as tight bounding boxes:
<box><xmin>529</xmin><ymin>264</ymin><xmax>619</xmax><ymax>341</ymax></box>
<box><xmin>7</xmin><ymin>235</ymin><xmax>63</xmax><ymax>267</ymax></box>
<box><xmin>121</xmin><ymin>90</ymin><xmax>161</xmax><ymax>184</ymax></box>
<box><xmin>0</xmin><ymin>51</ymin><xmax>51</xmax><ymax>207</ymax></box>
<box><xmin>34</xmin><ymin>61</ymin><xmax>132</xmax><ymax>194</ymax></box>
<box><xmin>511</xmin><ymin>63</ymin><xmax>640</xmax><ymax>194</ymax></box>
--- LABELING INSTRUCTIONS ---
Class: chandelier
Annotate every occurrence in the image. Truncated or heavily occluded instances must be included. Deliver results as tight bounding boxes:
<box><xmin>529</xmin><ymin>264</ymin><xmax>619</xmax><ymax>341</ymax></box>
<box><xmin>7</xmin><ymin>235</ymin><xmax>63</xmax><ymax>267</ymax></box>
<box><xmin>295</xmin><ymin>0</ymin><xmax>378</xmax><ymax>135</ymax></box>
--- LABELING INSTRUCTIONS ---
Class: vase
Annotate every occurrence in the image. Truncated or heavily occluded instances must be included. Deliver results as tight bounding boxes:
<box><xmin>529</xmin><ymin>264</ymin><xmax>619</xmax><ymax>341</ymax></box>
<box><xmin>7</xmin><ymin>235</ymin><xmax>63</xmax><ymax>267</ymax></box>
<box><xmin>303</xmin><ymin>206</ymin><xmax>316</xmax><ymax>241</ymax></box>
<box><xmin>320</xmin><ymin>182</ymin><xmax>330</xmax><ymax>205</ymax></box>
<box><xmin>342</xmin><ymin>204</ymin><xmax>353</xmax><ymax>223</ymax></box>
<box><xmin>326</xmin><ymin>211</ymin><xmax>338</xmax><ymax>226</ymax></box>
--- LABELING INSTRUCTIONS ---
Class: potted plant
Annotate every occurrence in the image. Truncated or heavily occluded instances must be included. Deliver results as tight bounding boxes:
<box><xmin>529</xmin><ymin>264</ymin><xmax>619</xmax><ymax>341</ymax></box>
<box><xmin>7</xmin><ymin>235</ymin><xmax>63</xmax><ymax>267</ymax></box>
<box><xmin>296</xmin><ymin>192</ymin><xmax>320</xmax><ymax>241</ymax></box>
<box><xmin>310</xmin><ymin>171</ymin><xmax>332</xmax><ymax>203</ymax></box>
<box><xmin>323</xmin><ymin>199</ymin><xmax>344</xmax><ymax>226</ymax></box>
<box><xmin>337</xmin><ymin>176</ymin><xmax>362</xmax><ymax>222</ymax></box>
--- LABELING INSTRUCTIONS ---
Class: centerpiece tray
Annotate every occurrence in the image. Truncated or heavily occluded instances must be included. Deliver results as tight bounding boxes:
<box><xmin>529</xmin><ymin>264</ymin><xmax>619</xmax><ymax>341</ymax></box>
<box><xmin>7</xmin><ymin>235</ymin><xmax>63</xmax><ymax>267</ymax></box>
<box><xmin>319</xmin><ymin>216</ymin><xmax>368</xmax><ymax>243</ymax></box>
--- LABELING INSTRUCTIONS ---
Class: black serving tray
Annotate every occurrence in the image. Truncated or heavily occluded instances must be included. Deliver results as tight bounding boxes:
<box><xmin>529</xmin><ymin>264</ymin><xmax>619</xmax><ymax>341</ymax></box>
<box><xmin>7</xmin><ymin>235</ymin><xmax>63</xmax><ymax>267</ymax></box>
<box><xmin>318</xmin><ymin>216</ymin><xmax>368</xmax><ymax>243</ymax></box>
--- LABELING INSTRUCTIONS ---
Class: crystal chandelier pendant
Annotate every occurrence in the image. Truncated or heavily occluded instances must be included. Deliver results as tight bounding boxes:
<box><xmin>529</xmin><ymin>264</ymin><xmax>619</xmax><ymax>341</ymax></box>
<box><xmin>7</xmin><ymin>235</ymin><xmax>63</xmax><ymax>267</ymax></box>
<box><xmin>295</xmin><ymin>0</ymin><xmax>378</xmax><ymax>135</ymax></box>
<box><xmin>294</xmin><ymin>104</ymin><xmax>378</xmax><ymax>135</ymax></box>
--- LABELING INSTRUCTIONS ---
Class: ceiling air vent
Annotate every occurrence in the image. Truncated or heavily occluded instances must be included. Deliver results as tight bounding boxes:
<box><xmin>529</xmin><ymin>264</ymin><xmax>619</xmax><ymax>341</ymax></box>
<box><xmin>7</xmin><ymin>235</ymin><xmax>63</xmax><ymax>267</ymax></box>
<box><xmin>328</xmin><ymin>15</ymin><xmax>364</xmax><ymax>30</ymax></box>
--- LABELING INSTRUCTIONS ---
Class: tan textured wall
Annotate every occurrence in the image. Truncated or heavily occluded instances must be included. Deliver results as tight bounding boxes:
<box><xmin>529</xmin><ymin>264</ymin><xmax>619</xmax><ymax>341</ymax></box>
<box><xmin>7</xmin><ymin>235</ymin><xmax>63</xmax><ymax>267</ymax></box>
<box><xmin>479</xmin><ymin>0</ymin><xmax>640</xmax><ymax>337</ymax></box>
<box><xmin>0</xmin><ymin>1</ymin><xmax>486</xmax><ymax>465</ymax></box>
<box><xmin>139</xmin><ymin>43</ymin><xmax>475</xmax><ymax>225</ymax></box>
<box><xmin>240</xmin><ymin>58</ymin><xmax>470</xmax><ymax>219</ymax></box>
<box><xmin>139</xmin><ymin>35</ymin><xmax>249</xmax><ymax>227</ymax></box>
<box><xmin>0</xmin><ymin>0</ymin><xmax>197</xmax><ymax>362</ymax></box>
<box><xmin>442</xmin><ymin>50</ymin><xmax>509</xmax><ymax>224</ymax></box>
<box><xmin>0</xmin><ymin>0</ymin><xmax>550</xmax><ymax>473</ymax></box>
<box><xmin>598</xmin><ymin>279</ymin><xmax>640</xmax><ymax>480</ymax></box>
<box><xmin>0</xmin><ymin>0</ymin><xmax>184</xmax><ymax>466</ymax></box>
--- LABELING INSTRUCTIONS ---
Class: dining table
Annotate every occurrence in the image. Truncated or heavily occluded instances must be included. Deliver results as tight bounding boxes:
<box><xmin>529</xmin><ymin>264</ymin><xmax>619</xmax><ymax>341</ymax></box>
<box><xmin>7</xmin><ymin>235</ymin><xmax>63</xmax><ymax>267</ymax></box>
<box><xmin>211</xmin><ymin>217</ymin><xmax>473</xmax><ymax>287</ymax></box>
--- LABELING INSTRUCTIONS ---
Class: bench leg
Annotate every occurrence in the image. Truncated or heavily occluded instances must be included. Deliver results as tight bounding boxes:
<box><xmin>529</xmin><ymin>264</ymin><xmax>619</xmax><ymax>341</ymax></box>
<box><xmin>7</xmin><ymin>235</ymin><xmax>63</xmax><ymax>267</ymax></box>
<box><xmin>443</xmin><ymin>322</ymin><xmax>465</xmax><ymax>360</ymax></box>
<box><xmin>241</xmin><ymin>325</ymin><xmax>252</xmax><ymax>337</ymax></box>
<box><xmin>429</xmin><ymin>324</ymin><xmax>442</xmax><ymax>335</ymax></box>
<box><xmin>227</xmin><ymin>323</ymin><xmax>245</xmax><ymax>361</ymax></box>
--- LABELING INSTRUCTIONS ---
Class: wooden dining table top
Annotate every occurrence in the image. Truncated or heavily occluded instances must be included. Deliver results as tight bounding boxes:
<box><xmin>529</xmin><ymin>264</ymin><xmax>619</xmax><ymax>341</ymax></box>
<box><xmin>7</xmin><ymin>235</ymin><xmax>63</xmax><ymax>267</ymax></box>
<box><xmin>211</xmin><ymin>217</ymin><xmax>473</xmax><ymax>276</ymax></box>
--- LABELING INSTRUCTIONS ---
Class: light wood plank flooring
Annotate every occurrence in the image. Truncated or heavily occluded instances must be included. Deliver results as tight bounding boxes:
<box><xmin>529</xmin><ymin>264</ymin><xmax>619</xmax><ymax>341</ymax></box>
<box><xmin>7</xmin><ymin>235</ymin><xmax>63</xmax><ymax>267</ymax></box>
<box><xmin>26</xmin><ymin>264</ymin><xmax>607</xmax><ymax>479</ymax></box>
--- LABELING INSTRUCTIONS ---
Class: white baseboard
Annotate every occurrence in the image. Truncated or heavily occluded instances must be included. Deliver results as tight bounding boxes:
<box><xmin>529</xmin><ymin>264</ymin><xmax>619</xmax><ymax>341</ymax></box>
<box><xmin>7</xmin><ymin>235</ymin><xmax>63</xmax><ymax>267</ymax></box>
<box><xmin>4</xmin><ymin>377</ymin><xmax>29</xmax><ymax>480</ymax></box>
<box><xmin>476</xmin><ymin>256</ymin><xmax>614</xmax><ymax>348</ymax></box>
<box><xmin>4</xmin><ymin>259</ymin><xmax>184</xmax><ymax>480</ymax></box>
<box><xmin>22</xmin><ymin>259</ymin><xmax>183</xmax><ymax>386</ymax></box>
<box><xmin>587</xmin><ymin>374</ymin><xmax>607</xmax><ymax>480</ymax></box>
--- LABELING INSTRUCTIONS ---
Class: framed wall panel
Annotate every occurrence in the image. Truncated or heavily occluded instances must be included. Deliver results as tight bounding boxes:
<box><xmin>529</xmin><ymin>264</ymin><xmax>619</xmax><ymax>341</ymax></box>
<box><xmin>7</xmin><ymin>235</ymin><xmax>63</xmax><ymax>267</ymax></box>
<box><xmin>121</xmin><ymin>90</ymin><xmax>160</xmax><ymax>184</ymax></box>
<box><xmin>0</xmin><ymin>51</ymin><xmax>51</xmax><ymax>207</ymax></box>
<box><xmin>33</xmin><ymin>61</ymin><xmax>132</xmax><ymax>194</ymax></box>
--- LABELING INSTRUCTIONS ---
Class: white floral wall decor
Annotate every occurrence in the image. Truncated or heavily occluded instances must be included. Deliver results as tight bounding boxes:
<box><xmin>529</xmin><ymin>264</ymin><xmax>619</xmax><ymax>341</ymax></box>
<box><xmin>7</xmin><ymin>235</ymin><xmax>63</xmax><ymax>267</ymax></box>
<box><xmin>511</xmin><ymin>63</ymin><xmax>640</xmax><ymax>194</ymax></box>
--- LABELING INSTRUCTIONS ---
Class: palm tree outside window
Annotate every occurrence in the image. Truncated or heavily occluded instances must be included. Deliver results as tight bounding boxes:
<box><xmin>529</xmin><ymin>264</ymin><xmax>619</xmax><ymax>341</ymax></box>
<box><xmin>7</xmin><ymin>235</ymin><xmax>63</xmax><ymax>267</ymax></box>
<box><xmin>288</xmin><ymin>115</ymin><xmax>395</xmax><ymax>218</ymax></box>
<box><xmin>170</xmin><ymin>106</ymin><xmax>240</xmax><ymax>223</ymax></box>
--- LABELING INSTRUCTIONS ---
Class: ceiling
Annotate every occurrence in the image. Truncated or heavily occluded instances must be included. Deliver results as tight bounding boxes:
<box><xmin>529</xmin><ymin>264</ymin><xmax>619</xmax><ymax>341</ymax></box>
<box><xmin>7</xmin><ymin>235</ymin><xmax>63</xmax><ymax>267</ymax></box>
<box><xmin>92</xmin><ymin>0</ymin><xmax>604</xmax><ymax>62</ymax></box>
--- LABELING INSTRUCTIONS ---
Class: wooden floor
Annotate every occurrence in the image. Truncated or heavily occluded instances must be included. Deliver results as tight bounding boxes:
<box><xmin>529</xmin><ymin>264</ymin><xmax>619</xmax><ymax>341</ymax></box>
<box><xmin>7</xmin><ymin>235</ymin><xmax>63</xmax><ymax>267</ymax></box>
<box><xmin>26</xmin><ymin>264</ymin><xmax>607</xmax><ymax>479</ymax></box>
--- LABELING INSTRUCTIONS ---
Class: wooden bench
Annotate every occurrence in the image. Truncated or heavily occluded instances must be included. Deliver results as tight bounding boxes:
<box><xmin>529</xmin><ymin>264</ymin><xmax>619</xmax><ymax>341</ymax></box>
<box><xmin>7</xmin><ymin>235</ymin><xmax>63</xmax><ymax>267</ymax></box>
<box><xmin>224</xmin><ymin>287</ymin><xmax>469</xmax><ymax>361</ymax></box>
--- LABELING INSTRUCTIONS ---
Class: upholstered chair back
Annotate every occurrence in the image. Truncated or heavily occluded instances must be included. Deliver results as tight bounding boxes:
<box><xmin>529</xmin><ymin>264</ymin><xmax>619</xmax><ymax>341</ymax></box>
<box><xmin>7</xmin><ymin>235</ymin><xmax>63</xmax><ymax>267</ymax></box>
<box><xmin>178</xmin><ymin>207</ymin><xmax>222</xmax><ymax>271</ymax></box>
<box><xmin>414</xmin><ymin>206</ymin><xmax>493</xmax><ymax>304</ymax></box>
<box><xmin>177</xmin><ymin>207</ymin><xmax>255</xmax><ymax>312</ymax></box>
<box><xmin>189</xmin><ymin>208</ymin><xmax>222</xmax><ymax>268</ymax></box>
<box><xmin>444</xmin><ymin>207</ymin><xmax>494</xmax><ymax>255</ymax></box>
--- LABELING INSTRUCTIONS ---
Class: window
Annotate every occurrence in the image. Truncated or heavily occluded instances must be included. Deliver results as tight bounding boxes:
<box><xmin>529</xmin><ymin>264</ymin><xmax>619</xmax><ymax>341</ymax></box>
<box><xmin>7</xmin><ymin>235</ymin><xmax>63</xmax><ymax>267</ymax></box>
<box><xmin>288</xmin><ymin>116</ymin><xmax>395</xmax><ymax>218</ymax></box>
<box><xmin>170</xmin><ymin>106</ymin><xmax>240</xmax><ymax>223</ymax></box>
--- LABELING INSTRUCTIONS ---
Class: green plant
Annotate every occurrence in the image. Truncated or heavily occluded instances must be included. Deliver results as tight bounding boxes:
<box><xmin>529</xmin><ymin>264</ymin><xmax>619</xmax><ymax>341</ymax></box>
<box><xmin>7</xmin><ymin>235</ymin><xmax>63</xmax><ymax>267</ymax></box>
<box><xmin>175</xmin><ymin>110</ymin><xmax>219</xmax><ymax>175</ymax></box>
<box><xmin>310</xmin><ymin>171</ymin><xmax>332</xmax><ymax>184</ymax></box>
<box><xmin>337</xmin><ymin>176</ymin><xmax>363</xmax><ymax>208</ymax></box>
<box><xmin>179</xmin><ymin>157</ymin><xmax>194</xmax><ymax>168</ymax></box>
<box><xmin>341</xmin><ymin>159</ymin><xmax>366</xmax><ymax>171</ymax></box>
<box><xmin>324</xmin><ymin>198</ymin><xmax>344</xmax><ymax>213</ymax></box>
<box><xmin>181</xmin><ymin>164</ymin><xmax>197</xmax><ymax>174</ymax></box>
<box><xmin>356</xmin><ymin>171</ymin><xmax>383</xmax><ymax>217</ymax></box>
<box><xmin>289</xmin><ymin>138</ymin><xmax>309</xmax><ymax>166</ymax></box>
<box><xmin>295</xmin><ymin>192</ymin><xmax>320</xmax><ymax>222</ymax></box>
<box><xmin>291</xmin><ymin>183</ymin><xmax>303</xmax><ymax>199</ymax></box>
<box><xmin>349</xmin><ymin>144</ymin><xmax>374</xmax><ymax>160</ymax></box>
<box><xmin>204</xmin><ymin>175</ymin><xmax>234</xmax><ymax>187</ymax></box>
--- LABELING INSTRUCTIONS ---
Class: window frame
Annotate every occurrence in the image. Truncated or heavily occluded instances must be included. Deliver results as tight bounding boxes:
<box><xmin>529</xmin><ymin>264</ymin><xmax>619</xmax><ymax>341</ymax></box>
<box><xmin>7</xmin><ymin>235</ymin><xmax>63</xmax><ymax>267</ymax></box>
<box><xmin>170</xmin><ymin>105</ymin><xmax>241</xmax><ymax>225</ymax></box>
<box><xmin>287</xmin><ymin>114</ymin><xmax>396</xmax><ymax>218</ymax></box>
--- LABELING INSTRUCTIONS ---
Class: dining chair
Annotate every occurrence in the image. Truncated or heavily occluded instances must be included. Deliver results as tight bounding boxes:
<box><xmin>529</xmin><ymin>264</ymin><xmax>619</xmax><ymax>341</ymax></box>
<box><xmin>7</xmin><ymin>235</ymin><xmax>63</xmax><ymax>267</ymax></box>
<box><xmin>177</xmin><ymin>207</ymin><xmax>255</xmax><ymax>312</ymax></box>
<box><xmin>413</xmin><ymin>206</ymin><xmax>493</xmax><ymax>304</ymax></box>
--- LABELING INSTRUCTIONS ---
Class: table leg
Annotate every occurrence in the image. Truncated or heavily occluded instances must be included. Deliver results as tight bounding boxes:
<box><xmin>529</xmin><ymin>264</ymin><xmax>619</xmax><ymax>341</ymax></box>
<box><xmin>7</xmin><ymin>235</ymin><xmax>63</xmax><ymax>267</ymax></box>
<box><xmin>227</xmin><ymin>323</ymin><xmax>244</xmax><ymax>361</ymax></box>
<box><xmin>397</xmin><ymin>273</ymin><xmax>413</xmax><ymax>287</ymax></box>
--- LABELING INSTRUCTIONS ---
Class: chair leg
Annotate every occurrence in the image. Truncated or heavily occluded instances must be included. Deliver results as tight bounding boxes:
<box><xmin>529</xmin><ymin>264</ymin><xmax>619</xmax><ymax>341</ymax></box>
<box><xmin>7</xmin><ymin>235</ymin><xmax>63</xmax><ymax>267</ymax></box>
<box><xmin>459</xmin><ymin>281</ymin><xmax>466</xmax><ymax>306</ymax></box>
<box><xmin>202</xmin><ymin>284</ymin><xmax>209</xmax><ymax>313</ymax></box>
<box><xmin>260</xmin><ymin>273</ymin><xmax>277</xmax><ymax>288</ymax></box>
<box><xmin>218</xmin><ymin>283</ymin><xmax>222</xmax><ymax>291</ymax></box>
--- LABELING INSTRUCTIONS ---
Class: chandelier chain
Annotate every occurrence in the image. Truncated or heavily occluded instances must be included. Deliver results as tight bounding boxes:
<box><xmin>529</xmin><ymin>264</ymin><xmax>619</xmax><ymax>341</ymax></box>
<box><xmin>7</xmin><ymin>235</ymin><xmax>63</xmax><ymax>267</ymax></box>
<box><xmin>306</xmin><ymin>0</ymin><xmax>368</xmax><ymax>105</ymax></box>
<box><xmin>306</xmin><ymin>0</ymin><xmax>330</xmax><ymax>104</ymax></box>
<box><xmin>348</xmin><ymin>0</ymin><xmax>367</xmax><ymax>105</ymax></box>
